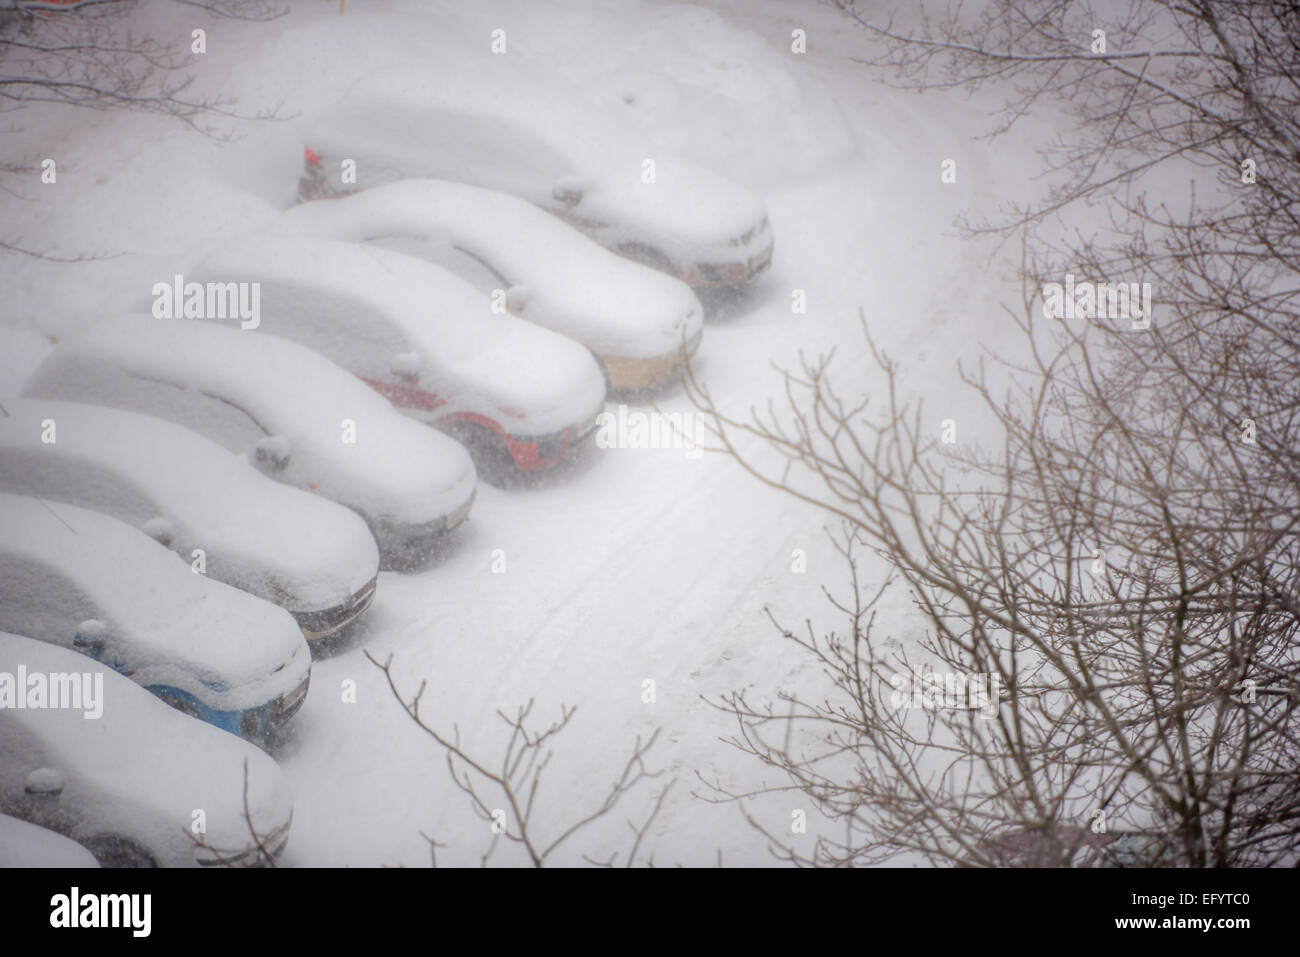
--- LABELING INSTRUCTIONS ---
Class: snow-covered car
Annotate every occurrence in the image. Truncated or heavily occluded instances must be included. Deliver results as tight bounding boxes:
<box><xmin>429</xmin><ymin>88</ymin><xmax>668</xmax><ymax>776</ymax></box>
<box><xmin>0</xmin><ymin>631</ymin><xmax>293</xmax><ymax>866</ymax></box>
<box><xmin>0</xmin><ymin>398</ymin><xmax>379</xmax><ymax>644</ymax></box>
<box><xmin>300</xmin><ymin>66</ymin><xmax>774</xmax><ymax>288</ymax></box>
<box><xmin>276</xmin><ymin>180</ymin><xmax>705</xmax><ymax>391</ymax></box>
<box><xmin>189</xmin><ymin>236</ymin><xmax>607</xmax><ymax>471</ymax></box>
<box><xmin>22</xmin><ymin>316</ymin><xmax>478</xmax><ymax>559</ymax></box>
<box><xmin>0</xmin><ymin>813</ymin><xmax>99</xmax><ymax>867</ymax></box>
<box><xmin>0</xmin><ymin>493</ymin><xmax>311</xmax><ymax>741</ymax></box>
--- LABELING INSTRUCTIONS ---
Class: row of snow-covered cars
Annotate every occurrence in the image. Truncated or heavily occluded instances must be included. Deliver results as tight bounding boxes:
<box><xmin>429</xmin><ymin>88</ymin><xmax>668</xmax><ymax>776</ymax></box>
<box><xmin>0</xmin><ymin>67</ymin><xmax>774</xmax><ymax>866</ymax></box>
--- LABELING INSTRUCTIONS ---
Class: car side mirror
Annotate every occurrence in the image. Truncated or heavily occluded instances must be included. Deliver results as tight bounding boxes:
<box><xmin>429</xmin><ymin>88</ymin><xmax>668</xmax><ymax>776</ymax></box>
<box><xmin>141</xmin><ymin>516</ymin><xmax>176</xmax><ymax>548</ymax></box>
<box><xmin>25</xmin><ymin>768</ymin><xmax>64</xmax><ymax>797</ymax></box>
<box><xmin>73</xmin><ymin>619</ymin><xmax>108</xmax><ymax>654</ymax></box>
<box><xmin>504</xmin><ymin>285</ymin><xmax>531</xmax><ymax>315</ymax></box>
<box><xmin>253</xmin><ymin>435</ymin><xmax>292</xmax><ymax>472</ymax></box>
<box><xmin>552</xmin><ymin>175</ymin><xmax>592</xmax><ymax>208</ymax></box>
<box><xmin>391</xmin><ymin>352</ymin><xmax>422</xmax><ymax>383</ymax></box>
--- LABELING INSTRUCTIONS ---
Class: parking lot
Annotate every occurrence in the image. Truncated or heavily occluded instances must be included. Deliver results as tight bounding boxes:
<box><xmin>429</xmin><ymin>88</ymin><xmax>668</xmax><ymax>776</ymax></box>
<box><xmin>0</xmin><ymin>0</ymin><xmax>1016</xmax><ymax>866</ymax></box>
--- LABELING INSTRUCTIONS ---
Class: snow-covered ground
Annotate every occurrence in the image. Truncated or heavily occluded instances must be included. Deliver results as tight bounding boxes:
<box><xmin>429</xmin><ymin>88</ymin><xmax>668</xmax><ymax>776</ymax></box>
<box><xmin>0</xmin><ymin>0</ymin><xmax>1053</xmax><ymax>865</ymax></box>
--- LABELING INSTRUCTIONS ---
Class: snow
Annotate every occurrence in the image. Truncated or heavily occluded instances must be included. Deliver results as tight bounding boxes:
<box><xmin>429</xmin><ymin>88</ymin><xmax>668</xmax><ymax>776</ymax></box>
<box><xmin>0</xmin><ymin>0</ymin><xmax>1050</xmax><ymax>866</ymax></box>
<box><xmin>0</xmin><ymin>632</ymin><xmax>293</xmax><ymax>867</ymax></box>
<box><xmin>274</xmin><ymin>179</ymin><xmax>705</xmax><ymax>361</ymax></box>
<box><xmin>191</xmin><ymin>234</ymin><xmax>608</xmax><ymax>436</ymax></box>
<box><xmin>0</xmin><ymin>494</ymin><xmax>310</xmax><ymax>714</ymax></box>
<box><xmin>0</xmin><ymin>814</ymin><xmax>99</xmax><ymax>868</ymax></box>
<box><xmin>0</xmin><ymin>398</ymin><xmax>378</xmax><ymax>614</ymax></box>
<box><xmin>21</xmin><ymin>315</ymin><xmax>478</xmax><ymax>530</ymax></box>
<box><xmin>305</xmin><ymin>64</ymin><xmax>771</xmax><ymax>262</ymax></box>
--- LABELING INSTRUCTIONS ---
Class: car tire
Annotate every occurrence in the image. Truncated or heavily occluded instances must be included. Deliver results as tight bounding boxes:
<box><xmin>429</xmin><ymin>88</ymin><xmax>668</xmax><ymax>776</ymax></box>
<box><xmin>443</xmin><ymin>422</ymin><xmax>517</xmax><ymax>486</ymax></box>
<box><xmin>83</xmin><ymin>834</ymin><xmax>158</xmax><ymax>868</ymax></box>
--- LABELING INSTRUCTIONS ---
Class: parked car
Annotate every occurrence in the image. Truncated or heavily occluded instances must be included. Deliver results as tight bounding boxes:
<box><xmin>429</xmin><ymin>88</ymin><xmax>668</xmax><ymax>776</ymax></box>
<box><xmin>0</xmin><ymin>631</ymin><xmax>293</xmax><ymax>866</ymax></box>
<box><xmin>277</xmin><ymin>179</ymin><xmax>704</xmax><ymax>391</ymax></box>
<box><xmin>0</xmin><ymin>813</ymin><xmax>99</xmax><ymax>867</ymax></box>
<box><xmin>300</xmin><ymin>66</ymin><xmax>773</xmax><ymax>288</ymax></box>
<box><xmin>0</xmin><ymin>493</ymin><xmax>311</xmax><ymax>741</ymax></box>
<box><xmin>22</xmin><ymin>316</ymin><xmax>478</xmax><ymax>560</ymax></box>
<box><xmin>0</xmin><ymin>398</ymin><xmax>379</xmax><ymax>644</ymax></box>
<box><xmin>189</xmin><ymin>236</ymin><xmax>606</xmax><ymax>472</ymax></box>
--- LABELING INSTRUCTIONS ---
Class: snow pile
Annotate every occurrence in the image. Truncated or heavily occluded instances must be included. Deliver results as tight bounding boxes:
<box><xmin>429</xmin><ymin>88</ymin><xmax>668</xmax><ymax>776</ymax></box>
<box><xmin>366</xmin><ymin>0</ymin><xmax>858</xmax><ymax>191</ymax></box>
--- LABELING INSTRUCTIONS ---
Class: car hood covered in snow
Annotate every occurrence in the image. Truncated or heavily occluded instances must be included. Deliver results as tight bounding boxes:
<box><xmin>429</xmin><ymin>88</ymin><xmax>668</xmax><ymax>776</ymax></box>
<box><xmin>192</xmin><ymin>235</ymin><xmax>608</xmax><ymax>436</ymax></box>
<box><xmin>22</xmin><ymin>316</ymin><xmax>476</xmax><ymax>529</ymax></box>
<box><xmin>276</xmin><ymin>180</ymin><xmax>704</xmax><ymax>360</ymax></box>
<box><xmin>0</xmin><ymin>494</ymin><xmax>309</xmax><ymax>714</ymax></box>
<box><xmin>0</xmin><ymin>399</ymin><xmax>378</xmax><ymax>614</ymax></box>
<box><xmin>0</xmin><ymin>633</ymin><xmax>292</xmax><ymax>867</ymax></box>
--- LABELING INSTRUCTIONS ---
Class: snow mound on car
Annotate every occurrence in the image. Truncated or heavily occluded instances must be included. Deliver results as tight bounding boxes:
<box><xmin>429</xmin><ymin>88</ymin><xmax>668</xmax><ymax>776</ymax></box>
<box><xmin>0</xmin><ymin>494</ymin><xmax>308</xmax><ymax>713</ymax></box>
<box><xmin>275</xmin><ymin>181</ymin><xmax>703</xmax><ymax>360</ymax></box>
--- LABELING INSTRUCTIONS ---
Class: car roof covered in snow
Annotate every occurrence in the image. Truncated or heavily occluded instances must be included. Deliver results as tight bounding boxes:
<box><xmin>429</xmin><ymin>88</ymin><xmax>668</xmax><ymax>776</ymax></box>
<box><xmin>0</xmin><ymin>398</ymin><xmax>377</xmax><ymax>612</ymax></box>
<box><xmin>275</xmin><ymin>179</ymin><xmax>703</xmax><ymax>359</ymax></box>
<box><xmin>21</xmin><ymin>316</ymin><xmax>475</xmax><ymax>527</ymax></box>
<box><xmin>192</xmin><ymin>235</ymin><xmax>606</xmax><ymax>434</ymax></box>
<box><xmin>0</xmin><ymin>631</ymin><xmax>292</xmax><ymax>864</ymax></box>
<box><xmin>306</xmin><ymin>66</ymin><xmax>767</xmax><ymax>253</ymax></box>
<box><xmin>0</xmin><ymin>493</ymin><xmax>308</xmax><ymax>713</ymax></box>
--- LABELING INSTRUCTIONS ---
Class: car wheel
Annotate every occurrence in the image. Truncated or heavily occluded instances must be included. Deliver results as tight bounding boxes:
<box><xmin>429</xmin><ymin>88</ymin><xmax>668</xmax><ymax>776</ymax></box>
<box><xmin>443</xmin><ymin>423</ymin><xmax>517</xmax><ymax>486</ymax></box>
<box><xmin>83</xmin><ymin>834</ymin><xmax>158</xmax><ymax>868</ymax></box>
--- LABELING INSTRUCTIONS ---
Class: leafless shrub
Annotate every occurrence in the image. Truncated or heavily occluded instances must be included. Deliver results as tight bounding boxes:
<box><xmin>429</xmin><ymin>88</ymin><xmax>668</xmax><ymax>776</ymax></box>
<box><xmin>685</xmin><ymin>0</ymin><xmax>1300</xmax><ymax>867</ymax></box>
<box><xmin>185</xmin><ymin>758</ymin><xmax>285</xmax><ymax>868</ymax></box>
<box><xmin>368</xmin><ymin>651</ymin><xmax>674</xmax><ymax>867</ymax></box>
<box><xmin>0</xmin><ymin>0</ymin><xmax>282</xmax><ymax>127</ymax></box>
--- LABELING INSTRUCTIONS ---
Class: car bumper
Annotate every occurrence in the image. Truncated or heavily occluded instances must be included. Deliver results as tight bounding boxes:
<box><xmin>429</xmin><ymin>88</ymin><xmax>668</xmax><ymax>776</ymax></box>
<box><xmin>682</xmin><ymin>243</ymin><xmax>774</xmax><ymax>287</ymax></box>
<box><xmin>506</xmin><ymin>412</ymin><xmax>600</xmax><ymax>471</ymax></box>
<box><xmin>601</xmin><ymin>329</ymin><xmax>703</xmax><ymax>391</ymax></box>
<box><xmin>150</xmin><ymin>675</ymin><xmax>310</xmax><ymax>742</ymax></box>
<box><xmin>291</xmin><ymin>576</ymin><xmax>379</xmax><ymax>642</ymax></box>
<box><xmin>242</xmin><ymin>675</ymin><xmax>311</xmax><ymax>739</ymax></box>
<box><xmin>369</xmin><ymin>490</ymin><xmax>476</xmax><ymax>560</ymax></box>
